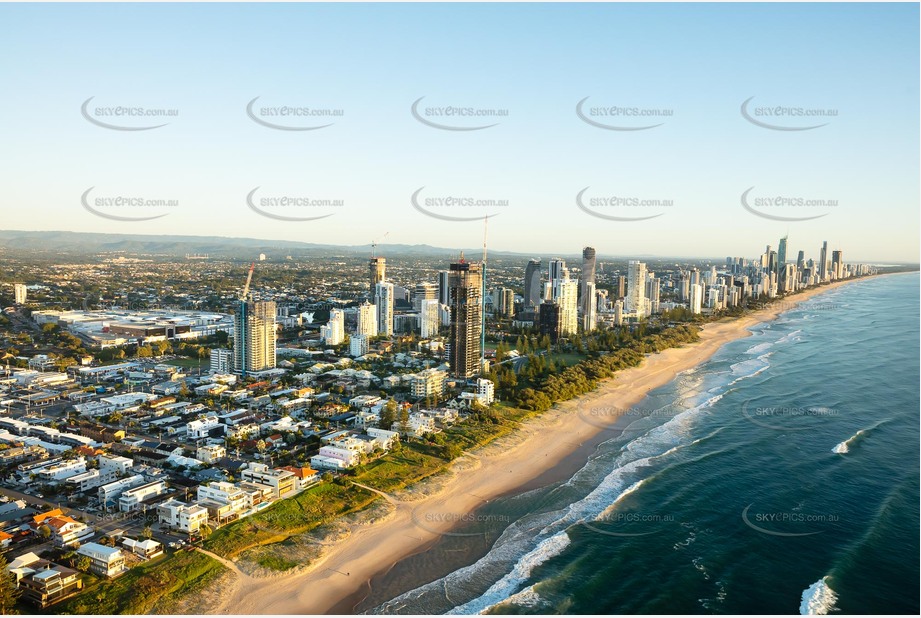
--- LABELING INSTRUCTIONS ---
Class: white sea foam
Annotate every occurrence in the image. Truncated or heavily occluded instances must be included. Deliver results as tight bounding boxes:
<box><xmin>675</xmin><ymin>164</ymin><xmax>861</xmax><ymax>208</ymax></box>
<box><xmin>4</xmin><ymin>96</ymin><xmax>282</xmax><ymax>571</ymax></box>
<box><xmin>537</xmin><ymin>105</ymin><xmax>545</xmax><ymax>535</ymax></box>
<box><xmin>446</xmin><ymin>532</ymin><xmax>571</xmax><ymax>615</ymax></box>
<box><xmin>800</xmin><ymin>576</ymin><xmax>839</xmax><ymax>615</ymax></box>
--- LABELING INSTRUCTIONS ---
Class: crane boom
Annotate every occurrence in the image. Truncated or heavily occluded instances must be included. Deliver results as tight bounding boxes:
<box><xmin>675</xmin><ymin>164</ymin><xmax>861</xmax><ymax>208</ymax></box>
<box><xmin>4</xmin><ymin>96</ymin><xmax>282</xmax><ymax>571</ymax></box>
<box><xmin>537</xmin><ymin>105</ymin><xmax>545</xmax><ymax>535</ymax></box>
<box><xmin>241</xmin><ymin>262</ymin><xmax>255</xmax><ymax>300</ymax></box>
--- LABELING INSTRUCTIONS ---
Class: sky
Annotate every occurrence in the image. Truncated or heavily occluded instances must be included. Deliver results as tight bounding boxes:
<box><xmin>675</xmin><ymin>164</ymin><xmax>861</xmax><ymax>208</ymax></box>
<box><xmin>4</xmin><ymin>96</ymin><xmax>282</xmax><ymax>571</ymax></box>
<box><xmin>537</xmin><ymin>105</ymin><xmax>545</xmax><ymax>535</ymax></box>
<box><xmin>1</xmin><ymin>2</ymin><xmax>918</xmax><ymax>263</ymax></box>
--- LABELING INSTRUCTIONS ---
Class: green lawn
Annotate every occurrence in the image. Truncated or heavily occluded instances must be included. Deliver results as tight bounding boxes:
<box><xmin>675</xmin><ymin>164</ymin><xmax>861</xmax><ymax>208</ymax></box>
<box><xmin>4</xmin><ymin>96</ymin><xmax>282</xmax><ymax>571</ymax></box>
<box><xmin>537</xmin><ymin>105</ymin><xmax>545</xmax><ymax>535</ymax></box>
<box><xmin>162</xmin><ymin>357</ymin><xmax>206</xmax><ymax>368</ymax></box>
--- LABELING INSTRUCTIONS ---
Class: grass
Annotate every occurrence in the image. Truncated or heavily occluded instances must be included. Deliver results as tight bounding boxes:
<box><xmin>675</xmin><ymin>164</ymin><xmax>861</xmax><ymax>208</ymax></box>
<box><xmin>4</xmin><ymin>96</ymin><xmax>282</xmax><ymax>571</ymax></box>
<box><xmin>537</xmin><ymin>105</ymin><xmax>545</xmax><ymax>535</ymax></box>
<box><xmin>255</xmin><ymin>553</ymin><xmax>299</xmax><ymax>571</ymax></box>
<box><xmin>545</xmin><ymin>352</ymin><xmax>588</xmax><ymax>367</ymax></box>
<box><xmin>162</xmin><ymin>357</ymin><xmax>205</xmax><ymax>368</ymax></box>
<box><xmin>204</xmin><ymin>482</ymin><xmax>377</xmax><ymax>558</ymax></box>
<box><xmin>58</xmin><ymin>550</ymin><xmax>225</xmax><ymax>615</ymax></box>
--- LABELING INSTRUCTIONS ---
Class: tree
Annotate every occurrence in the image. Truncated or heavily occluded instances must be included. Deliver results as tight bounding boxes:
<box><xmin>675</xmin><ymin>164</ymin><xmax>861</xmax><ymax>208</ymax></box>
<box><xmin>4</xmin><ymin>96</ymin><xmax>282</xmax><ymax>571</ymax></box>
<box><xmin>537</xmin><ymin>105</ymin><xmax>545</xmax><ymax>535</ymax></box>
<box><xmin>379</xmin><ymin>399</ymin><xmax>398</xmax><ymax>430</ymax></box>
<box><xmin>76</xmin><ymin>555</ymin><xmax>92</xmax><ymax>573</ymax></box>
<box><xmin>398</xmin><ymin>407</ymin><xmax>410</xmax><ymax>436</ymax></box>
<box><xmin>37</xmin><ymin>524</ymin><xmax>51</xmax><ymax>540</ymax></box>
<box><xmin>0</xmin><ymin>554</ymin><xmax>21</xmax><ymax>614</ymax></box>
<box><xmin>142</xmin><ymin>525</ymin><xmax>153</xmax><ymax>539</ymax></box>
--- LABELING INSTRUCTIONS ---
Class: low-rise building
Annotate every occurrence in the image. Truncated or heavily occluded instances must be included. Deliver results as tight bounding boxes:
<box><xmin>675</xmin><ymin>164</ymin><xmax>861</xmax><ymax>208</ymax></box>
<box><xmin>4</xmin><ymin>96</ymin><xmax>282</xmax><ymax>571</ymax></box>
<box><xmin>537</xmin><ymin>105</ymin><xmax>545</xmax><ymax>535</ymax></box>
<box><xmin>118</xmin><ymin>480</ymin><xmax>168</xmax><ymax>512</ymax></box>
<box><xmin>121</xmin><ymin>537</ymin><xmax>164</xmax><ymax>559</ymax></box>
<box><xmin>45</xmin><ymin>516</ymin><xmax>94</xmax><ymax>548</ymax></box>
<box><xmin>239</xmin><ymin>463</ymin><xmax>296</xmax><ymax>498</ymax></box>
<box><xmin>76</xmin><ymin>542</ymin><xmax>128</xmax><ymax>578</ymax></box>
<box><xmin>7</xmin><ymin>553</ymin><xmax>83</xmax><ymax>608</ymax></box>
<box><xmin>156</xmin><ymin>499</ymin><xmax>209</xmax><ymax>533</ymax></box>
<box><xmin>196</xmin><ymin>444</ymin><xmax>226</xmax><ymax>464</ymax></box>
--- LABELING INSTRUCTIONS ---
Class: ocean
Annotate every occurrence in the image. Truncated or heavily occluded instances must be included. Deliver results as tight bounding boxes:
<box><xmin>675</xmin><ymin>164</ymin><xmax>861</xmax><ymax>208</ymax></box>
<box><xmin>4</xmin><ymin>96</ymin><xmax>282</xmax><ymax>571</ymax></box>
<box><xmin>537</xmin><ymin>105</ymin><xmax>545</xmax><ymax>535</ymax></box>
<box><xmin>368</xmin><ymin>273</ymin><xmax>920</xmax><ymax>615</ymax></box>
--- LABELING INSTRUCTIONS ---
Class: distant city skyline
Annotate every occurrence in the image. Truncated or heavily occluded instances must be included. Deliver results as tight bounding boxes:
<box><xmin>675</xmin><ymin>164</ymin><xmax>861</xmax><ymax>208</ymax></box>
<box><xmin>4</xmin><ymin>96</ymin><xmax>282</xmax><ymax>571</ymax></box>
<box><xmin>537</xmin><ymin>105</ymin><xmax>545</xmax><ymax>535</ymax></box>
<box><xmin>1</xmin><ymin>2</ymin><xmax>918</xmax><ymax>262</ymax></box>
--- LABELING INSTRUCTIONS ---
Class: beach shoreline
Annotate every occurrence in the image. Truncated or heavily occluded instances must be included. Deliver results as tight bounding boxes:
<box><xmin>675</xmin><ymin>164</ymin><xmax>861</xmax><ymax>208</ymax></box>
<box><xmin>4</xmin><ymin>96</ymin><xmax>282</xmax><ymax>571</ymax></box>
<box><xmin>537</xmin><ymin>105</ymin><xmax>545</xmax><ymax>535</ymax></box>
<box><xmin>201</xmin><ymin>275</ymin><xmax>884</xmax><ymax>615</ymax></box>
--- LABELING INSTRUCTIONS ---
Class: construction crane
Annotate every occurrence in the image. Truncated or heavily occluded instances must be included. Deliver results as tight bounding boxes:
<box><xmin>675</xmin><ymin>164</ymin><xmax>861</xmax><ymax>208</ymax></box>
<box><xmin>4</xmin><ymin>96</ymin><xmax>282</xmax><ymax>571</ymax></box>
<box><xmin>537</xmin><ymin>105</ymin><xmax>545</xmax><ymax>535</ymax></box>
<box><xmin>371</xmin><ymin>232</ymin><xmax>389</xmax><ymax>258</ymax></box>
<box><xmin>240</xmin><ymin>262</ymin><xmax>255</xmax><ymax>300</ymax></box>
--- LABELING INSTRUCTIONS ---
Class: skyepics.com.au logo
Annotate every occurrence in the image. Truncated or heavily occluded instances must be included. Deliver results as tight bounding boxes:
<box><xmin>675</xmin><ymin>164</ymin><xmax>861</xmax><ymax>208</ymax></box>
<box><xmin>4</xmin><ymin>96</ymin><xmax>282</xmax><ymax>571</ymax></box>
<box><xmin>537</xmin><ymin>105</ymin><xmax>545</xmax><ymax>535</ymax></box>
<box><xmin>411</xmin><ymin>507</ymin><xmax>511</xmax><ymax>537</ymax></box>
<box><xmin>411</xmin><ymin>187</ymin><xmax>507</xmax><ymax>222</ymax></box>
<box><xmin>246</xmin><ymin>187</ymin><xmax>343</xmax><ymax>221</ymax></box>
<box><xmin>81</xmin><ymin>187</ymin><xmax>178</xmax><ymax>221</ymax></box>
<box><xmin>740</xmin><ymin>96</ymin><xmax>837</xmax><ymax>131</ymax></box>
<box><xmin>741</xmin><ymin>400</ymin><xmax>840</xmax><ymax>432</ymax></box>
<box><xmin>580</xmin><ymin>509</ymin><xmax>676</xmax><ymax>537</ymax></box>
<box><xmin>740</xmin><ymin>187</ymin><xmax>837</xmax><ymax>222</ymax></box>
<box><xmin>81</xmin><ymin>96</ymin><xmax>178</xmax><ymax>131</ymax></box>
<box><xmin>742</xmin><ymin>503</ymin><xmax>838</xmax><ymax>537</ymax></box>
<box><xmin>246</xmin><ymin>96</ymin><xmax>343</xmax><ymax>131</ymax></box>
<box><xmin>411</xmin><ymin>96</ymin><xmax>508</xmax><ymax>131</ymax></box>
<box><xmin>577</xmin><ymin>187</ymin><xmax>673</xmax><ymax>222</ymax></box>
<box><xmin>576</xmin><ymin>97</ymin><xmax>673</xmax><ymax>131</ymax></box>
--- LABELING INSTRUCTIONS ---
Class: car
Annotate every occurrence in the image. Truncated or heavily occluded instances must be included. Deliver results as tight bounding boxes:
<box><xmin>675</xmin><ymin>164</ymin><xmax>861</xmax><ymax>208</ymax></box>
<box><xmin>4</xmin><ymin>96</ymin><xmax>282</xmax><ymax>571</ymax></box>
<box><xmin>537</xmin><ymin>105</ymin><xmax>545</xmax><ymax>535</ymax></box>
<box><xmin>35</xmin><ymin>493</ymin><xmax>44</xmax><ymax>499</ymax></box>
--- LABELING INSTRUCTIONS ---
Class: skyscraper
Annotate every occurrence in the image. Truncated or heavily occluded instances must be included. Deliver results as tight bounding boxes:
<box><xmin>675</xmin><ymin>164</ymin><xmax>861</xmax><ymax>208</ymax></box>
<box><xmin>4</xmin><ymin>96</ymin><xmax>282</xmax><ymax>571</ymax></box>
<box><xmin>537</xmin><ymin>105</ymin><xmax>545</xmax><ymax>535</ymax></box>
<box><xmin>831</xmin><ymin>250</ymin><xmax>843</xmax><ymax>280</ymax></box>
<box><xmin>448</xmin><ymin>259</ymin><xmax>482</xmax><ymax>380</ymax></box>
<box><xmin>420</xmin><ymin>299</ymin><xmax>441</xmax><ymax>338</ymax></box>
<box><xmin>413</xmin><ymin>282</ymin><xmax>438</xmax><ymax>311</ymax></box>
<box><xmin>356</xmin><ymin>301</ymin><xmax>378</xmax><ymax>337</ymax></box>
<box><xmin>524</xmin><ymin>259</ymin><xmax>542</xmax><ymax>309</ymax></box>
<box><xmin>320</xmin><ymin>309</ymin><xmax>345</xmax><ymax>345</ymax></box>
<box><xmin>437</xmin><ymin>270</ymin><xmax>451</xmax><ymax>306</ymax></box>
<box><xmin>375</xmin><ymin>281</ymin><xmax>394</xmax><ymax>336</ymax></box>
<box><xmin>626</xmin><ymin>260</ymin><xmax>648</xmax><ymax>318</ymax></box>
<box><xmin>616</xmin><ymin>275</ymin><xmax>626</xmax><ymax>299</ymax></box>
<box><xmin>537</xmin><ymin>301</ymin><xmax>562</xmax><ymax>342</ymax></box>
<box><xmin>778</xmin><ymin>235</ymin><xmax>788</xmax><ymax>269</ymax></box>
<box><xmin>558</xmin><ymin>279</ymin><xmax>579</xmax><ymax>335</ymax></box>
<box><xmin>689</xmin><ymin>284</ymin><xmax>703</xmax><ymax>315</ymax></box>
<box><xmin>582</xmin><ymin>281</ymin><xmax>597</xmax><ymax>332</ymax></box>
<box><xmin>369</xmin><ymin>257</ymin><xmax>386</xmax><ymax>296</ymax></box>
<box><xmin>580</xmin><ymin>247</ymin><xmax>596</xmax><ymax>329</ymax></box>
<box><xmin>233</xmin><ymin>300</ymin><xmax>276</xmax><ymax>376</ymax></box>
<box><xmin>819</xmin><ymin>241</ymin><xmax>828</xmax><ymax>282</ymax></box>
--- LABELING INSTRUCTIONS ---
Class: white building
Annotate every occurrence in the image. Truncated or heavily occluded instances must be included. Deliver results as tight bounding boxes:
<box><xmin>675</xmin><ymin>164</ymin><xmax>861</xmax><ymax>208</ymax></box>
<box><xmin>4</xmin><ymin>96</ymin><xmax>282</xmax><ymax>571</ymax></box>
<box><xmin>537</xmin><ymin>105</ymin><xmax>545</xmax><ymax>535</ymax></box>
<box><xmin>157</xmin><ymin>499</ymin><xmax>209</xmax><ymax>533</ymax></box>
<box><xmin>98</xmin><ymin>475</ymin><xmax>145</xmax><ymax>506</ymax></box>
<box><xmin>321</xmin><ymin>309</ymin><xmax>345</xmax><ymax>346</ymax></box>
<box><xmin>314</xmin><ymin>445</ymin><xmax>359</xmax><ymax>468</ymax></box>
<box><xmin>13</xmin><ymin>283</ymin><xmax>28</xmax><ymax>304</ymax></box>
<box><xmin>76</xmin><ymin>543</ymin><xmax>127</xmax><ymax>578</ymax></box>
<box><xmin>557</xmin><ymin>279</ymin><xmax>579</xmax><ymax>336</ymax></box>
<box><xmin>349</xmin><ymin>334</ymin><xmax>369</xmax><ymax>358</ymax></box>
<box><xmin>187</xmin><ymin>415</ymin><xmax>220</xmax><ymax>439</ymax></box>
<box><xmin>374</xmin><ymin>282</ymin><xmax>394</xmax><ymax>337</ymax></box>
<box><xmin>196</xmin><ymin>444</ymin><xmax>226</xmax><ymax>464</ymax></box>
<box><xmin>410</xmin><ymin>369</ymin><xmax>447</xmax><ymax>399</ymax></box>
<box><xmin>98</xmin><ymin>454</ymin><xmax>133</xmax><ymax>476</ymax></box>
<box><xmin>476</xmin><ymin>378</ymin><xmax>495</xmax><ymax>404</ymax></box>
<box><xmin>356</xmin><ymin>301</ymin><xmax>378</xmax><ymax>337</ymax></box>
<box><xmin>689</xmin><ymin>283</ymin><xmax>703</xmax><ymax>315</ymax></box>
<box><xmin>118</xmin><ymin>480</ymin><xmax>167</xmax><ymax>512</ymax></box>
<box><xmin>420</xmin><ymin>299</ymin><xmax>441</xmax><ymax>338</ymax></box>
<box><xmin>37</xmin><ymin>458</ymin><xmax>86</xmax><ymax>482</ymax></box>
<box><xmin>210</xmin><ymin>348</ymin><xmax>233</xmax><ymax>374</ymax></box>
<box><xmin>240</xmin><ymin>463</ymin><xmax>296</xmax><ymax>498</ymax></box>
<box><xmin>626</xmin><ymin>260</ymin><xmax>648</xmax><ymax>318</ymax></box>
<box><xmin>197</xmin><ymin>481</ymin><xmax>247</xmax><ymax>513</ymax></box>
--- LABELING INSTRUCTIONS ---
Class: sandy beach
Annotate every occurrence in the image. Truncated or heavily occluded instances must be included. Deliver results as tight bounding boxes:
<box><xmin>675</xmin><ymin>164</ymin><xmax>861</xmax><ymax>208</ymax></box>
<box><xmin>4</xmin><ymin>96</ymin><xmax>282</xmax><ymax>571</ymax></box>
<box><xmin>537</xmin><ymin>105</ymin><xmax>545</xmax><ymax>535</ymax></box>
<box><xmin>203</xmin><ymin>277</ymin><xmax>868</xmax><ymax>615</ymax></box>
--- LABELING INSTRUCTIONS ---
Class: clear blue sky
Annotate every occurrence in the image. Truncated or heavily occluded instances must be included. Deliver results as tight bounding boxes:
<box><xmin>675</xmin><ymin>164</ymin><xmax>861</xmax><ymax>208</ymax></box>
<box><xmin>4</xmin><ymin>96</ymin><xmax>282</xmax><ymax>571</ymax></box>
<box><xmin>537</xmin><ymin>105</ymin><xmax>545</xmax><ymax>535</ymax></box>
<box><xmin>1</xmin><ymin>2</ymin><xmax>918</xmax><ymax>262</ymax></box>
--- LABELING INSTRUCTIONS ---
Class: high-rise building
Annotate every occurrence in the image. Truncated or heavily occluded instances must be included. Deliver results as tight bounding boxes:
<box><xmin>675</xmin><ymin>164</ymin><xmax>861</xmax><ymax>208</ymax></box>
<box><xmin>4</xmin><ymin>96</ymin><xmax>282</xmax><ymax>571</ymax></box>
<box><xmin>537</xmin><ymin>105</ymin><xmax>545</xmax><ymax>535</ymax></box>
<box><xmin>819</xmin><ymin>241</ymin><xmax>828</xmax><ymax>282</ymax></box>
<box><xmin>645</xmin><ymin>275</ymin><xmax>660</xmax><ymax>315</ymax></box>
<box><xmin>626</xmin><ymin>260</ymin><xmax>648</xmax><ymax>318</ymax></box>
<box><xmin>447</xmin><ymin>259</ymin><xmax>482</xmax><ymax>380</ymax></box>
<box><xmin>582</xmin><ymin>281</ymin><xmax>597</xmax><ymax>332</ymax></box>
<box><xmin>615</xmin><ymin>275</ymin><xmax>626</xmax><ymax>299</ymax></box>
<box><xmin>233</xmin><ymin>300</ymin><xmax>276</xmax><ymax>376</ymax></box>
<box><xmin>374</xmin><ymin>281</ymin><xmax>394</xmax><ymax>336</ymax></box>
<box><xmin>580</xmin><ymin>247</ymin><xmax>597</xmax><ymax>327</ymax></box>
<box><xmin>548</xmin><ymin>258</ymin><xmax>567</xmax><ymax>285</ymax></box>
<box><xmin>356</xmin><ymin>301</ymin><xmax>378</xmax><ymax>337</ymax></box>
<box><xmin>369</xmin><ymin>257</ymin><xmax>386</xmax><ymax>296</ymax></box>
<box><xmin>320</xmin><ymin>309</ymin><xmax>345</xmax><ymax>345</ymax></box>
<box><xmin>558</xmin><ymin>279</ymin><xmax>579</xmax><ymax>335</ymax></box>
<box><xmin>831</xmin><ymin>250</ymin><xmax>843</xmax><ymax>280</ymax></box>
<box><xmin>13</xmin><ymin>284</ymin><xmax>27</xmax><ymax>305</ymax></box>
<box><xmin>210</xmin><ymin>348</ymin><xmax>232</xmax><ymax>374</ymax></box>
<box><xmin>537</xmin><ymin>301</ymin><xmax>562</xmax><ymax>342</ymax></box>
<box><xmin>420</xmin><ymin>299</ymin><xmax>440</xmax><ymax>338</ymax></box>
<box><xmin>495</xmin><ymin>288</ymin><xmax>515</xmax><ymax>317</ymax></box>
<box><xmin>349</xmin><ymin>334</ymin><xmax>369</xmax><ymax>358</ymax></box>
<box><xmin>778</xmin><ymin>236</ymin><xmax>788</xmax><ymax>270</ymax></box>
<box><xmin>413</xmin><ymin>282</ymin><xmax>438</xmax><ymax>311</ymax></box>
<box><xmin>524</xmin><ymin>259</ymin><xmax>542</xmax><ymax>309</ymax></box>
<box><xmin>437</xmin><ymin>271</ymin><xmax>451</xmax><ymax>306</ymax></box>
<box><xmin>689</xmin><ymin>284</ymin><xmax>703</xmax><ymax>315</ymax></box>
<box><xmin>580</xmin><ymin>247</ymin><xmax>596</xmax><ymax>300</ymax></box>
<box><xmin>796</xmin><ymin>250</ymin><xmax>806</xmax><ymax>271</ymax></box>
